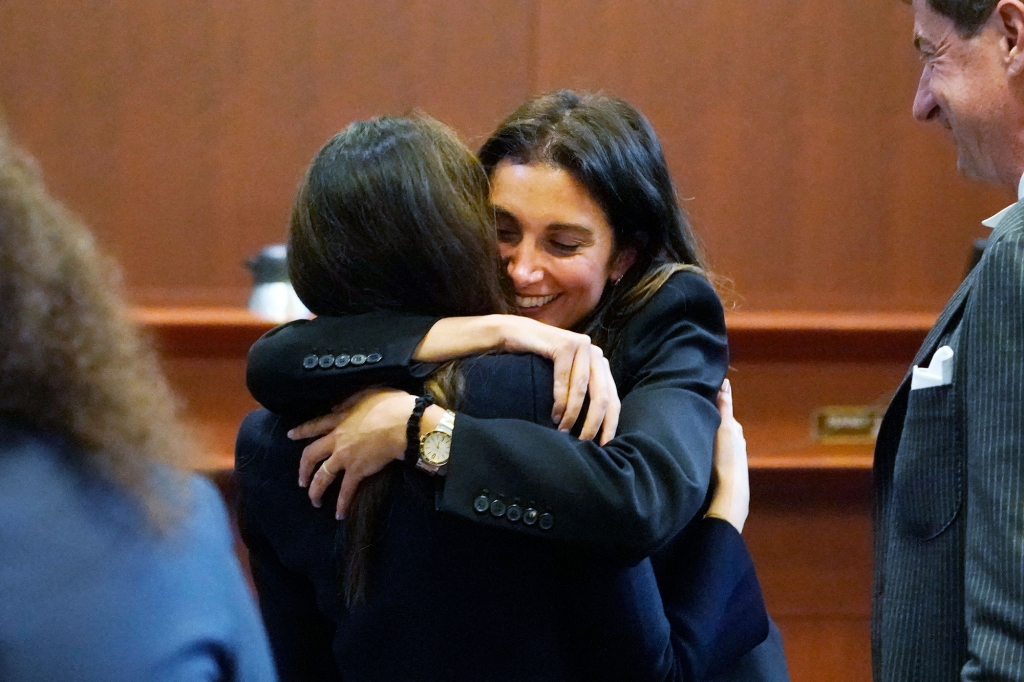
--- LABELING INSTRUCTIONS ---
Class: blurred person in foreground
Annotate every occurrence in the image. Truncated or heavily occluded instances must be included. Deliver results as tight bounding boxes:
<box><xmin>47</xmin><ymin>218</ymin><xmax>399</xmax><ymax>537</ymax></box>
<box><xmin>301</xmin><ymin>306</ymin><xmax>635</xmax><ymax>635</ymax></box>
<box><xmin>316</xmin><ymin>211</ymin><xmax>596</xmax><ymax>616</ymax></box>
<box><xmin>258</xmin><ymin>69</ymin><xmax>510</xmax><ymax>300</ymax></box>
<box><xmin>0</xmin><ymin>125</ymin><xmax>276</xmax><ymax>681</ymax></box>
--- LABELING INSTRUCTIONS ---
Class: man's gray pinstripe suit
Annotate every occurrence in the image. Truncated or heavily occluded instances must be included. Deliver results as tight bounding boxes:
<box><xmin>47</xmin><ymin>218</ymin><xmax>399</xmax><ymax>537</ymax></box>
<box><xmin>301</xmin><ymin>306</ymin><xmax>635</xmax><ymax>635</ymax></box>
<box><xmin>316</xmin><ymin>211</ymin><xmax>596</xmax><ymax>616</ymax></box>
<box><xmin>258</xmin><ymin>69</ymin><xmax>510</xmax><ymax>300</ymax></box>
<box><xmin>872</xmin><ymin>202</ymin><xmax>1024</xmax><ymax>681</ymax></box>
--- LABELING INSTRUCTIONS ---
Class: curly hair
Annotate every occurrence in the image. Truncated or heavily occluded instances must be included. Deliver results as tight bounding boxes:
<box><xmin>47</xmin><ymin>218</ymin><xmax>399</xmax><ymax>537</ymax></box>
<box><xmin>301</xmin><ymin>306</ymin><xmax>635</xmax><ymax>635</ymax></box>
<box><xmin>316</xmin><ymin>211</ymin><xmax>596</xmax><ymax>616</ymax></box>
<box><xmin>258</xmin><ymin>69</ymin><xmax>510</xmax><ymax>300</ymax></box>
<box><xmin>0</xmin><ymin>125</ymin><xmax>190</xmax><ymax>527</ymax></box>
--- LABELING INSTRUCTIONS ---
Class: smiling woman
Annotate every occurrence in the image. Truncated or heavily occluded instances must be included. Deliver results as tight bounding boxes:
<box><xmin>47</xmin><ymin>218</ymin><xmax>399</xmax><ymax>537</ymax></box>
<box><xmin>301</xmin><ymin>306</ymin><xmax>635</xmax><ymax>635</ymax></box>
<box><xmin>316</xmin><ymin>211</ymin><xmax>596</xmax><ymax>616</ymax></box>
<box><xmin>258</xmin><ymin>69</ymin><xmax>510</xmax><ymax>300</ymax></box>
<box><xmin>243</xmin><ymin>90</ymin><xmax>788</xmax><ymax>680</ymax></box>
<box><xmin>478</xmin><ymin>90</ymin><xmax>708</xmax><ymax>356</ymax></box>
<box><xmin>491</xmin><ymin>161</ymin><xmax>633</xmax><ymax>329</ymax></box>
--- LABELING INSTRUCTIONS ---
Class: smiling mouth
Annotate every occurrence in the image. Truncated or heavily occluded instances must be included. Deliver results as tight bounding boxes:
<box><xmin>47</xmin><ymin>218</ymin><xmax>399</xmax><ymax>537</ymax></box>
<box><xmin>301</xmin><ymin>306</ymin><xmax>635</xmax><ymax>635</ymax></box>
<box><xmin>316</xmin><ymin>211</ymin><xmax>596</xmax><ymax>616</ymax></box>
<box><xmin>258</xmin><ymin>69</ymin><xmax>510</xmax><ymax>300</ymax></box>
<box><xmin>516</xmin><ymin>294</ymin><xmax>558</xmax><ymax>309</ymax></box>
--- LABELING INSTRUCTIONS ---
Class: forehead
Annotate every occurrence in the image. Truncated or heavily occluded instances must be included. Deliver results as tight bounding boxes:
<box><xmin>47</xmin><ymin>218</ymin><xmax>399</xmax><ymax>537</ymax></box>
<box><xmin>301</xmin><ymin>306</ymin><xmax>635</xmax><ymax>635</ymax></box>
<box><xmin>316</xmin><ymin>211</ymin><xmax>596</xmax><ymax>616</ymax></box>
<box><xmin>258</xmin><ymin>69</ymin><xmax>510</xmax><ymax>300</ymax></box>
<box><xmin>490</xmin><ymin>162</ymin><xmax>610</xmax><ymax>229</ymax></box>
<box><xmin>911</xmin><ymin>0</ymin><xmax>956</xmax><ymax>48</ymax></box>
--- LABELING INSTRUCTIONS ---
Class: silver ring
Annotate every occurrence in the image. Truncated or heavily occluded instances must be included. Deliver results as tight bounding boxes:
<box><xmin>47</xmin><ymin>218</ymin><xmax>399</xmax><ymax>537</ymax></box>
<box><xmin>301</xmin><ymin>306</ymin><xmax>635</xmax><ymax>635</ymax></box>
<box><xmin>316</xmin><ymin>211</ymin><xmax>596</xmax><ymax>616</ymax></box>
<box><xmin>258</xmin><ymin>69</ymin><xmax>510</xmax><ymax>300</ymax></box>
<box><xmin>321</xmin><ymin>461</ymin><xmax>334</xmax><ymax>476</ymax></box>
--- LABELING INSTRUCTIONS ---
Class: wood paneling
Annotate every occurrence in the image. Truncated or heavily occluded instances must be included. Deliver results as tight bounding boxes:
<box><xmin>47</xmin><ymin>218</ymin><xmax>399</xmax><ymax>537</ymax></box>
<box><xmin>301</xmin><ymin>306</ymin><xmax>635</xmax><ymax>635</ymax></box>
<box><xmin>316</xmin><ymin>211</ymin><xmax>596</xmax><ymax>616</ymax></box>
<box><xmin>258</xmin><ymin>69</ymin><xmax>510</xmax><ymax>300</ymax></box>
<box><xmin>0</xmin><ymin>0</ymin><xmax>533</xmax><ymax>306</ymax></box>
<box><xmin>533</xmin><ymin>0</ymin><xmax>1009</xmax><ymax>312</ymax></box>
<box><xmin>0</xmin><ymin>0</ymin><xmax>1012</xmax><ymax>312</ymax></box>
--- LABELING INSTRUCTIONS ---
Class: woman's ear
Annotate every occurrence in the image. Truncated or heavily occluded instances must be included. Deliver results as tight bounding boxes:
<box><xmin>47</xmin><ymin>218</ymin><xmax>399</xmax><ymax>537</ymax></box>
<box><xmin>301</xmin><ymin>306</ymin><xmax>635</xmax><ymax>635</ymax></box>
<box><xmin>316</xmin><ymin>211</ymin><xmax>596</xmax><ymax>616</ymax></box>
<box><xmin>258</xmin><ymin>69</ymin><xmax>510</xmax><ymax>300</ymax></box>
<box><xmin>609</xmin><ymin>247</ymin><xmax>637</xmax><ymax>283</ymax></box>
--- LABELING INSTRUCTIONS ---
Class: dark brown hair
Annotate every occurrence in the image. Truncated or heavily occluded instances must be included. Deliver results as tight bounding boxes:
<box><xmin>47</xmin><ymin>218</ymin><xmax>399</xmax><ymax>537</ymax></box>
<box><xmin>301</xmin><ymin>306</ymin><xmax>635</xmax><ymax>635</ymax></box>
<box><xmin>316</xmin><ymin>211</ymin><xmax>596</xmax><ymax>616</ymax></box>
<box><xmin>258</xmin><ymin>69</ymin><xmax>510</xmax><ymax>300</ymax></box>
<box><xmin>0</xmin><ymin>125</ymin><xmax>190</xmax><ymax>527</ymax></box>
<box><xmin>290</xmin><ymin>115</ymin><xmax>509</xmax><ymax>319</ymax></box>
<box><xmin>902</xmin><ymin>0</ymin><xmax>998</xmax><ymax>37</ymax></box>
<box><xmin>287</xmin><ymin>115</ymin><xmax>509</xmax><ymax>606</ymax></box>
<box><xmin>478</xmin><ymin>90</ymin><xmax>708</xmax><ymax>353</ymax></box>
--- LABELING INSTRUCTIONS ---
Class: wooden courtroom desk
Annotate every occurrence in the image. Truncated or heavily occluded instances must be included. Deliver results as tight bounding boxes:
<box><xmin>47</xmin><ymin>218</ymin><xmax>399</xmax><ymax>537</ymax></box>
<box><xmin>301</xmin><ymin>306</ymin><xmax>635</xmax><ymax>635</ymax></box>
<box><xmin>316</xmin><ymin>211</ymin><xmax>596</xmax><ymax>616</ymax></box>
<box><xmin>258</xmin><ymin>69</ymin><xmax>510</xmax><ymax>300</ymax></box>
<box><xmin>136</xmin><ymin>307</ymin><xmax>934</xmax><ymax>682</ymax></box>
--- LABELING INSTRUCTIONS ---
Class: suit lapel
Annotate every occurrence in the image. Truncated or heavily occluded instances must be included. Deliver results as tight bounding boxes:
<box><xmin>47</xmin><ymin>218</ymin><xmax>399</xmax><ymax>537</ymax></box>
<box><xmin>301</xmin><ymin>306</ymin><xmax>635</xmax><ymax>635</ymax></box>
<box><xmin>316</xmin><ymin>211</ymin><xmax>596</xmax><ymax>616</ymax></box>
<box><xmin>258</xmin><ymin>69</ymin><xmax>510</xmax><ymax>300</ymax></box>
<box><xmin>875</xmin><ymin>229</ymin><xmax>984</xmax><ymax>466</ymax></box>
<box><xmin>908</xmin><ymin>266</ymin><xmax>977</xmax><ymax>371</ymax></box>
<box><xmin>903</xmin><ymin>198</ymin><xmax>1024</xmax><ymax>373</ymax></box>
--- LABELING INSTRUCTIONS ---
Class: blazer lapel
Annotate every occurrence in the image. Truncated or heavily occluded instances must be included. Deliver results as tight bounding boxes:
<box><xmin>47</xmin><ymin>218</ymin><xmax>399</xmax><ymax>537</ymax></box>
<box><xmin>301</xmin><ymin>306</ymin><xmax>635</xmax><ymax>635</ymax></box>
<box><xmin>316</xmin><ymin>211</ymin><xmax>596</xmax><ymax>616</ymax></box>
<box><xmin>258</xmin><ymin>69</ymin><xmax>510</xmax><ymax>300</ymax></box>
<box><xmin>908</xmin><ymin>266</ymin><xmax>977</xmax><ymax>371</ymax></box>
<box><xmin>903</xmin><ymin>198</ymin><xmax>1024</xmax><ymax>373</ymax></box>
<box><xmin>875</xmin><ymin>230</ymin><xmax>984</xmax><ymax>463</ymax></box>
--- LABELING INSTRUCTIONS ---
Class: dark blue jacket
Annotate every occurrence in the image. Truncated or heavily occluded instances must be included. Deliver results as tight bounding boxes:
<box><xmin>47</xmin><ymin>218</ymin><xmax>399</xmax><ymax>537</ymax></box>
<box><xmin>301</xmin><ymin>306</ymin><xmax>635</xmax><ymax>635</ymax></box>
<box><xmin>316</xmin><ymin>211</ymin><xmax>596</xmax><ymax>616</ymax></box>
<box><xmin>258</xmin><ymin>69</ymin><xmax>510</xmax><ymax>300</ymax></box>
<box><xmin>236</xmin><ymin>350</ymin><xmax>768</xmax><ymax>681</ymax></box>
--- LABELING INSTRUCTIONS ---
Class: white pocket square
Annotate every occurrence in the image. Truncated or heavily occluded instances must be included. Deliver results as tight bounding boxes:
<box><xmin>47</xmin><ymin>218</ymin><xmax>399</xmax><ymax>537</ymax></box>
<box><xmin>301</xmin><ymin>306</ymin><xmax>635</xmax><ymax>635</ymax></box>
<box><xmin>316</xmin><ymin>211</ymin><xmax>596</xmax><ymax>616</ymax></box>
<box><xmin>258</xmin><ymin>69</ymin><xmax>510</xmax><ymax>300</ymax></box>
<box><xmin>911</xmin><ymin>345</ymin><xmax>954</xmax><ymax>390</ymax></box>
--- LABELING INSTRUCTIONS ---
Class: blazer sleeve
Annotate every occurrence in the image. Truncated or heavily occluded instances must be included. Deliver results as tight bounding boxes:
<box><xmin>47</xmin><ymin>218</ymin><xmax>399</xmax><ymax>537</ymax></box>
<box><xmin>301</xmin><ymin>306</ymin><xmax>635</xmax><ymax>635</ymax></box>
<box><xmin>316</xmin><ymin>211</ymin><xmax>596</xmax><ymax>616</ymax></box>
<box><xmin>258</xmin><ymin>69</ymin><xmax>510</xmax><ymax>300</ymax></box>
<box><xmin>962</xmin><ymin>231</ymin><xmax>1024</xmax><ymax>680</ymax></box>
<box><xmin>235</xmin><ymin>411</ymin><xmax>342</xmax><ymax>682</ymax></box>
<box><xmin>246</xmin><ymin>312</ymin><xmax>439</xmax><ymax>416</ymax></box>
<box><xmin>652</xmin><ymin>517</ymin><xmax>770</xmax><ymax>679</ymax></box>
<box><xmin>440</xmin><ymin>273</ymin><xmax>728</xmax><ymax>558</ymax></box>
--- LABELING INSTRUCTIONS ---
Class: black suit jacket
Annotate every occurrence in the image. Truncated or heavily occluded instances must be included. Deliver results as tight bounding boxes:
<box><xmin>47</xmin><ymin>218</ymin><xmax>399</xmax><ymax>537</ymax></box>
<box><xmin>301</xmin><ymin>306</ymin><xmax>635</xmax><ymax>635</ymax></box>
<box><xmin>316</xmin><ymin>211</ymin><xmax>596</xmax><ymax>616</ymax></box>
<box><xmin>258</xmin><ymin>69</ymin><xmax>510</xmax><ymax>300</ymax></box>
<box><xmin>236</xmin><ymin>351</ymin><xmax>769</xmax><ymax>681</ymax></box>
<box><xmin>245</xmin><ymin>271</ymin><xmax>787</xmax><ymax>679</ymax></box>
<box><xmin>247</xmin><ymin>271</ymin><xmax>727</xmax><ymax>557</ymax></box>
<box><xmin>872</xmin><ymin>204</ymin><xmax>1024</xmax><ymax>681</ymax></box>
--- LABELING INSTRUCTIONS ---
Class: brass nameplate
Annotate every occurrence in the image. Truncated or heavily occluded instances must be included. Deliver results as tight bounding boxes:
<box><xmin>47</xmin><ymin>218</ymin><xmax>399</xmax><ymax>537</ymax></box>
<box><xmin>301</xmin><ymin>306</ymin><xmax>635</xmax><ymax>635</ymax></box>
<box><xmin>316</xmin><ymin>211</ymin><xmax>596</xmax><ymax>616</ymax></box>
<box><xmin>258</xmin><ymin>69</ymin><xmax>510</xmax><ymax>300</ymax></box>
<box><xmin>813</xmin><ymin>406</ymin><xmax>882</xmax><ymax>444</ymax></box>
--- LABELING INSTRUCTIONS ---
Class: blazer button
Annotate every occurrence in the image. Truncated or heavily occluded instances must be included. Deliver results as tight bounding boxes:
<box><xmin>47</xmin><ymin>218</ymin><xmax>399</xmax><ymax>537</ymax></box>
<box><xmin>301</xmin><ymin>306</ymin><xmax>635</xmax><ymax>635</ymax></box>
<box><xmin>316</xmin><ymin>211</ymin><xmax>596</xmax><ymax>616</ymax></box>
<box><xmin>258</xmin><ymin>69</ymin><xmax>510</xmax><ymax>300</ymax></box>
<box><xmin>318</xmin><ymin>354</ymin><xmax>335</xmax><ymax>368</ymax></box>
<box><xmin>351</xmin><ymin>354</ymin><xmax>367</xmax><ymax>365</ymax></box>
<box><xmin>522</xmin><ymin>508</ymin><xmax>538</xmax><ymax>525</ymax></box>
<box><xmin>505</xmin><ymin>504</ymin><xmax>522</xmax><ymax>522</ymax></box>
<box><xmin>367</xmin><ymin>353</ymin><xmax>382</xmax><ymax>364</ymax></box>
<box><xmin>334</xmin><ymin>354</ymin><xmax>351</xmax><ymax>368</ymax></box>
<box><xmin>302</xmin><ymin>354</ymin><xmax>319</xmax><ymax>369</ymax></box>
<box><xmin>490</xmin><ymin>499</ymin><xmax>506</xmax><ymax>518</ymax></box>
<box><xmin>473</xmin><ymin>495</ymin><xmax>490</xmax><ymax>513</ymax></box>
<box><xmin>539</xmin><ymin>513</ymin><xmax>554</xmax><ymax>530</ymax></box>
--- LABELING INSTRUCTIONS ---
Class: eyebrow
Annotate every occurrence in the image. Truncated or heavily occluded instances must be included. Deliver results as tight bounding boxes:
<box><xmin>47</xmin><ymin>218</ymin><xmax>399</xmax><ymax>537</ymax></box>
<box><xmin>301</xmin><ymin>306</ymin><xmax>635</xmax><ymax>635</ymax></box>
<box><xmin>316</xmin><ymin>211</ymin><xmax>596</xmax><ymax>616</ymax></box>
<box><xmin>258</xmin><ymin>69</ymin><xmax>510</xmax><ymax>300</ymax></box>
<box><xmin>547</xmin><ymin>223</ymin><xmax>594</xmax><ymax>238</ymax></box>
<box><xmin>493</xmin><ymin>207</ymin><xmax>520</xmax><ymax>227</ymax></box>
<box><xmin>493</xmin><ymin>207</ymin><xmax>594</xmax><ymax>237</ymax></box>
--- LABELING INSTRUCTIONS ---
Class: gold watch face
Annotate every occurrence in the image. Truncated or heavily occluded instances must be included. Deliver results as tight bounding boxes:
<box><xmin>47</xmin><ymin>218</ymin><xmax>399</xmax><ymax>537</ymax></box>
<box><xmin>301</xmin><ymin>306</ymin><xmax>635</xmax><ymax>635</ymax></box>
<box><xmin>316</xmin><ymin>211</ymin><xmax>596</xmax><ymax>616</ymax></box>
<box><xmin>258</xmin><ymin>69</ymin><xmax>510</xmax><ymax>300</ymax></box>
<box><xmin>421</xmin><ymin>432</ymin><xmax>451</xmax><ymax>465</ymax></box>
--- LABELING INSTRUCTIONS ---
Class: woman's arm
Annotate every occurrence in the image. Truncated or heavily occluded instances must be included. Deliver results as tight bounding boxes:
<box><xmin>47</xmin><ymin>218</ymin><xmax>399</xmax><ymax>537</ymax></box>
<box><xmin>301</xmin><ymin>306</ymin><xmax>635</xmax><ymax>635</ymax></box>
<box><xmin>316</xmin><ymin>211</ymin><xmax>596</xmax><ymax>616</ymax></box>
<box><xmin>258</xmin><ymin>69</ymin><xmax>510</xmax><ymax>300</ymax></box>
<box><xmin>246</xmin><ymin>312</ymin><xmax>439</xmax><ymax>417</ymax></box>
<box><xmin>235</xmin><ymin>410</ymin><xmax>342</xmax><ymax>682</ymax></box>
<box><xmin>299</xmin><ymin>272</ymin><xmax>727</xmax><ymax>558</ymax></box>
<box><xmin>704</xmin><ymin>379</ymin><xmax>749</xmax><ymax>532</ymax></box>
<box><xmin>438</xmin><ymin>273</ymin><xmax>727</xmax><ymax>557</ymax></box>
<box><xmin>249</xmin><ymin>311</ymin><xmax>615</xmax><ymax>437</ymax></box>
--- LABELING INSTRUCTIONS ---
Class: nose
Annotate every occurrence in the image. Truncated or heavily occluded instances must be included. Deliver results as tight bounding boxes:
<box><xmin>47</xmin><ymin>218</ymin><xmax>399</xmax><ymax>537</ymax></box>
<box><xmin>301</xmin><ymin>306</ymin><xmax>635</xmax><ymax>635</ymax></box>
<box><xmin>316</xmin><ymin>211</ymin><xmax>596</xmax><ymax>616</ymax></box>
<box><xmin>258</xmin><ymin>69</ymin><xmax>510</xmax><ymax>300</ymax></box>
<box><xmin>912</xmin><ymin>68</ymin><xmax>940</xmax><ymax>122</ymax></box>
<box><xmin>505</xmin><ymin>243</ymin><xmax>544</xmax><ymax>289</ymax></box>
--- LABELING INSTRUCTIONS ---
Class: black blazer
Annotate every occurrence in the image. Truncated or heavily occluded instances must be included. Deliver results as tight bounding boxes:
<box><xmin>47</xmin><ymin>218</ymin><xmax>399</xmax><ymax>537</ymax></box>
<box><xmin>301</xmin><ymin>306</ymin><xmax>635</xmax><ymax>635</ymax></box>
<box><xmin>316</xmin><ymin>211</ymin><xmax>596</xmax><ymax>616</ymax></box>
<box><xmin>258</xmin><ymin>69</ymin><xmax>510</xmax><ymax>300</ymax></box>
<box><xmin>247</xmin><ymin>271</ymin><xmax>728</xmax><ymax>557</ymax></box>
<box><xmin>236</xmin><ymin>351</ymin><xmax>769</xmax><ymax>682</ymax></box>
<box><xmin>872</xmin><ymin>204</ymin><xmax>1024</xmax><ymax>681</ymax></box>
<box><xmin>244</xmin><ymin>271</ymin><xmax>788</xmax><ymax>680</ymax></box>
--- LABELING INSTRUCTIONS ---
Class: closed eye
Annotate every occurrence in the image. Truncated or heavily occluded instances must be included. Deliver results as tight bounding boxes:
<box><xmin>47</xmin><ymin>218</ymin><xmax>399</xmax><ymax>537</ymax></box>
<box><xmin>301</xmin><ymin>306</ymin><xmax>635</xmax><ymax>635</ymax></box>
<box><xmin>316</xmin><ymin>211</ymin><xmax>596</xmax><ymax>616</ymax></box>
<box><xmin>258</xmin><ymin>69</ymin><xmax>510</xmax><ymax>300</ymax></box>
<box><xmin>548</xmin><ymin>240</ymin><xmax>583</xmax><ymax>254</ymax></box>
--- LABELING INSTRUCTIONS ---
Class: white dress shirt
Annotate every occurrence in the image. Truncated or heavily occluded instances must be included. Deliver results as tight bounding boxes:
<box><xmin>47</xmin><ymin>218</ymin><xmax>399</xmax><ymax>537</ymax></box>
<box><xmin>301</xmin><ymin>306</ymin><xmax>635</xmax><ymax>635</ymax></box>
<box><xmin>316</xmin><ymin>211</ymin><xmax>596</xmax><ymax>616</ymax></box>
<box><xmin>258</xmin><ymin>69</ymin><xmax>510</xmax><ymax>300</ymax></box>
<box><xmin>981</xmin><ymin>172</ymin><xmax>1024</xmax><ymax>229</ymax></box>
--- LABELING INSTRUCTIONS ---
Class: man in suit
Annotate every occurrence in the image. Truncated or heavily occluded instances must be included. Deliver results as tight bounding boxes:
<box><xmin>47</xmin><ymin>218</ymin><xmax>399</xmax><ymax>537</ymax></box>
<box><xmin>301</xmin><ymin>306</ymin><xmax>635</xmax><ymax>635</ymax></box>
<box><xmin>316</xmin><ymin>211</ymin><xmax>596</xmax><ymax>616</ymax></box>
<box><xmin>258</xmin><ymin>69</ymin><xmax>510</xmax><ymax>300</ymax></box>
<box><xmin>874</xmin><ymin>1</ymin><xmax>1024</xmax><ymax>679</ymax></box>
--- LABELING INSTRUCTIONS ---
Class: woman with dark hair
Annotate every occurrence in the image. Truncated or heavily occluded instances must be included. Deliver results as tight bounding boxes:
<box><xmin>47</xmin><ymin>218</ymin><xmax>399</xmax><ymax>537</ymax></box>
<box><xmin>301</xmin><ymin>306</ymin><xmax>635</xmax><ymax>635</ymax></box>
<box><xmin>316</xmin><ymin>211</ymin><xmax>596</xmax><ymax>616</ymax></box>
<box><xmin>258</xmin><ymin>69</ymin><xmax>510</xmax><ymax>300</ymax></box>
<box><xmin>0</xmin><ymin>127</ymin><xmax>275</xmax><ymax>681</ymax></box>
<box><xmin>236</xmin><ymin>113</ymin><xmax>767</xmax><ymax>681</ymax></box>
<box><xmin>252</xmin><ymin>91</ymin><xmax>726</xmax><ymax>550</ymax></box>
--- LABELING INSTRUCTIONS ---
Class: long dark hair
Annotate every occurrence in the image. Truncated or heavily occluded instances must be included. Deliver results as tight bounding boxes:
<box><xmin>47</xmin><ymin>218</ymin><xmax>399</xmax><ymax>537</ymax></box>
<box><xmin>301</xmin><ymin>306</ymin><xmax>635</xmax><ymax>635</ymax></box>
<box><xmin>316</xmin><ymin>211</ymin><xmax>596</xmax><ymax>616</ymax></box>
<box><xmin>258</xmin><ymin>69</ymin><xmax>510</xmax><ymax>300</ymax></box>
<box><xmin>288</xmin><ymin>115</ymin><xmax>510</xmax><ymax>606</ymax></box>
<box><xmin>478</xmin><ymin>90</ymin><xmax>708</xmax><ymax>354</ymax></box>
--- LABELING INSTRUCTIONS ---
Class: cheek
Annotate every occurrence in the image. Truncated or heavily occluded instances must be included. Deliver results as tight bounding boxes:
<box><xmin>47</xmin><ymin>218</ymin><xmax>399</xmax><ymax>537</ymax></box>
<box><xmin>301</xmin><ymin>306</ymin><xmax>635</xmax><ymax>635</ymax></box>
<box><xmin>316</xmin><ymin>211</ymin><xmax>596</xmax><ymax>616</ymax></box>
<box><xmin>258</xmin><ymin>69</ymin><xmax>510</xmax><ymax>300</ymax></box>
<box><xmin>556</xmin><ymin>258</ymin><xmax>611</xmax><ymax>300</ymax></box>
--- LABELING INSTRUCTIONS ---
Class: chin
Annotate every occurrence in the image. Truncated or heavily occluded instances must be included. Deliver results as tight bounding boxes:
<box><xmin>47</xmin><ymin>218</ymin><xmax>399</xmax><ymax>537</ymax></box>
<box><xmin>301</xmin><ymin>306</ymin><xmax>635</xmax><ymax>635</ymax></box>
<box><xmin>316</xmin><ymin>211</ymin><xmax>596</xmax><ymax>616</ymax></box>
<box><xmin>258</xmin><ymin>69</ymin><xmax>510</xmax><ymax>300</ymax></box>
<box><xmin>956</xmin><ymin>155</ymin><xmax>987</xmax><ymax>183</ymax></box>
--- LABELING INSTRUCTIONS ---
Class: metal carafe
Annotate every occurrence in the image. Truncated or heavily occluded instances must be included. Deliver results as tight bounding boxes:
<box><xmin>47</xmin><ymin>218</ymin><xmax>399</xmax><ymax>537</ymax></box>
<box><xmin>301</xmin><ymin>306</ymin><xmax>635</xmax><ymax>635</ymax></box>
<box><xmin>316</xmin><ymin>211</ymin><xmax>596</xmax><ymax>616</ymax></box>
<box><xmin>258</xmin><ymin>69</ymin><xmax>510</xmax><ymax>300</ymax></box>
<box><xmin>245</xmin><ymin>244</ymin><xmax>310</xmax><ymax>322</ymax></box>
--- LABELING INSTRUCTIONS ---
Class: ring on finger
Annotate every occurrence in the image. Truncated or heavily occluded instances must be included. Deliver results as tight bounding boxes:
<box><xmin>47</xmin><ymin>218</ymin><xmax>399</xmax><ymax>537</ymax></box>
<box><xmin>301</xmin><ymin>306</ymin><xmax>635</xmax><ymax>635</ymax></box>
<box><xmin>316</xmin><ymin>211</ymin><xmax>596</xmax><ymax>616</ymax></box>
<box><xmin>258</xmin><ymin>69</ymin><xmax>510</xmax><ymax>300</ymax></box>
<box><xmin>321</xmin><ymin>460</ymin><xmax>334</xmax><ymax>476</ymax></box>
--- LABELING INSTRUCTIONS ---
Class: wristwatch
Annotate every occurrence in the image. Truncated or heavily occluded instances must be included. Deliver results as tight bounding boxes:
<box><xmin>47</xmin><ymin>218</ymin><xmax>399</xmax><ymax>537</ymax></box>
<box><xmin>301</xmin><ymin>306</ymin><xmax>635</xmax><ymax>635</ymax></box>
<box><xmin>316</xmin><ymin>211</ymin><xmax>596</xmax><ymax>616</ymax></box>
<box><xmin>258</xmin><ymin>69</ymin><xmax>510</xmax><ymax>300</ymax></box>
<box><xmin>417</xmin><ymin>409</ymin><xmax>456</xmax><ymax>475</ymax></box>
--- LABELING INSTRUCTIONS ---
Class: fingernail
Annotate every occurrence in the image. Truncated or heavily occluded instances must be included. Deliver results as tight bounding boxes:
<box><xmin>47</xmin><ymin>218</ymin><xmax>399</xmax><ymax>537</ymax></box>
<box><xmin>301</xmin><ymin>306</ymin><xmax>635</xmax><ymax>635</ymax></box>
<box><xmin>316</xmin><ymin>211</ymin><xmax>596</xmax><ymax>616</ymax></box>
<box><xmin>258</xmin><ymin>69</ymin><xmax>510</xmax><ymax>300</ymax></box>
<box><xmin>336</xmin><ymin>511</ymin><xmax>343</xmax><ymax>521</ymax></box>
<box><xmin>287</xmin><ymin>429</ymin><xmax>297</xmax><ymax>439</ymax></box>
<box><xmin>298</xmin><ymin>478</ymin><xmax>306</xmax><ymax>488</ymax></box>
<box><xmin>312</xmin><ymin>501</ymin><xmax>321</xmax><ymax>508</ymax></box>
<box><xmin>723</xmin><ymin>379</ymin><xmax>731</xmax><ymax>393</ymax></box>
<box><xmin>552</xmin><ymin>412</ymin><xmax>562</xmax><ymax>424</ymax></box>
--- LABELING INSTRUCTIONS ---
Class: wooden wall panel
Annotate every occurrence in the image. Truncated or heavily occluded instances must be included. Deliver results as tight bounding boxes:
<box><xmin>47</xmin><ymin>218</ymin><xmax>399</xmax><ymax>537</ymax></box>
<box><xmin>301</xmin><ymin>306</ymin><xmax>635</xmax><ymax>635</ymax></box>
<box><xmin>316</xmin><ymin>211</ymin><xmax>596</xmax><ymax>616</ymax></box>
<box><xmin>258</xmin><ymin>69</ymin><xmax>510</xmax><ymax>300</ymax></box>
<box><xmin>534</xmin><ymin>0</ymin><xmax>1010</xmax><ymax>311</ymax></box>
<box><xmin>0</xmin><ymin>0</ymin><xmax>1011</xmax><ymax>313</ymax></box>
<box><xmin>0</xmin><ymin>0</ymin><xmax>534</xmax><ymax>306</ymax></box>
<box><xmin>744</xmin><ymin>471</ymin><xmax>873</xmax><ymax>682</ymax></box>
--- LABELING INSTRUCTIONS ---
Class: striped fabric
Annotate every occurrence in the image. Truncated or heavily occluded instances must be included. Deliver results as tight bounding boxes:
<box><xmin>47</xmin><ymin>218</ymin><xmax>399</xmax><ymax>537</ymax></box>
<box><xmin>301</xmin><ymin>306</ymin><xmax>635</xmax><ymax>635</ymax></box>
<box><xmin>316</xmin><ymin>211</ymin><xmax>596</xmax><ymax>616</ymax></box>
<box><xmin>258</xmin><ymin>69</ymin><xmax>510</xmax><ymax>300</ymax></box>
<box><xmin>872</xmin><ymin>201</ymin><xmax>1024</xmax><ymax>681</ymax></box>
